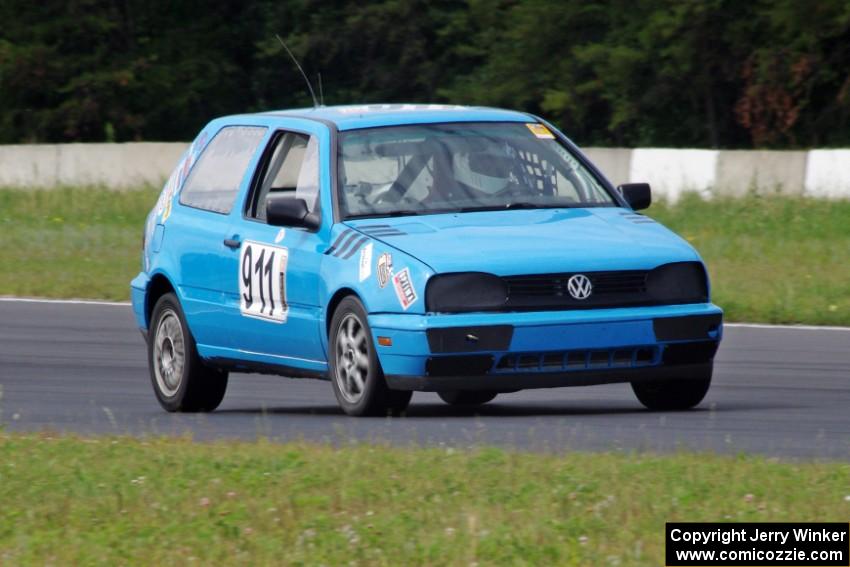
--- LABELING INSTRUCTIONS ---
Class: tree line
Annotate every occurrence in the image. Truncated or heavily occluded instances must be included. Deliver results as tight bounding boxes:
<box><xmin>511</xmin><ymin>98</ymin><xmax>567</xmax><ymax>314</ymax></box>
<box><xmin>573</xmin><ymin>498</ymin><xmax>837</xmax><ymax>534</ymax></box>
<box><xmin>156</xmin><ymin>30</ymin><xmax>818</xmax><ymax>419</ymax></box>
<box><xmin>2</xmin><ymin>0</ymin><xmax>849</xmax><ymax>148</ymax></box>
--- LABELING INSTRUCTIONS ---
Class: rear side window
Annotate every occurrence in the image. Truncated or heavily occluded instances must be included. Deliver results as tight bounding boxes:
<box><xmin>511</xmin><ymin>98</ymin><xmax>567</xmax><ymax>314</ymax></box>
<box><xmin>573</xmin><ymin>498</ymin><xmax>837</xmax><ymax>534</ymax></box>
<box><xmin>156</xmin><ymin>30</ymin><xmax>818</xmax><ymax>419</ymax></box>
<box><xmin>180</xmin><ymin>126</ymin><xmax>267</xmax><ymax>214</ymax></box>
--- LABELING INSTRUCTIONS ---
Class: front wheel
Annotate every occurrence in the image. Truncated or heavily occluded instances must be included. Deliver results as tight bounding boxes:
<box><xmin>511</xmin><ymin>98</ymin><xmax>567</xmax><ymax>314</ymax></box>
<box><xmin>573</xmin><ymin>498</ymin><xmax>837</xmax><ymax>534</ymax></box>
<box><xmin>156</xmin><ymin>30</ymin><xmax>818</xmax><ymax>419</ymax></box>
<box><xmin>437</xmin><ymin>391</ymin><xmax>498</xmax><ymax>407</ymax></box>
<box><xmin>631</xmin><ymin>363</ymin><xmax>712</xmax><ymax>411</ymax></box>
<box><xmin>329</xmin><ymin>297</ymin><xmax>412</xmax><ymax>417</ymax></box>
<box><xmin>148</xmin><ymin>293</ymin><xmax>228</xmax><ymax>412</ymax></box>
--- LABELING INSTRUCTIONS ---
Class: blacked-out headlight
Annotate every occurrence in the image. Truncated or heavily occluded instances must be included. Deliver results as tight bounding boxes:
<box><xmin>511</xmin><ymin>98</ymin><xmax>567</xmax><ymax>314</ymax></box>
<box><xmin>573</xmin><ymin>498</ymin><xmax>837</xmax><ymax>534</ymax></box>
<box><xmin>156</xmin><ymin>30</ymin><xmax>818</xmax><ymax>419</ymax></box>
<box><xmin>426</xmin><ymin>272</ymin><xmax>508</xmax><ymax>313</ymax></box>
<box><xmin>646</xmin><ymin>262</ymin><xmax>708</xmax><ymax>304</ymax></box>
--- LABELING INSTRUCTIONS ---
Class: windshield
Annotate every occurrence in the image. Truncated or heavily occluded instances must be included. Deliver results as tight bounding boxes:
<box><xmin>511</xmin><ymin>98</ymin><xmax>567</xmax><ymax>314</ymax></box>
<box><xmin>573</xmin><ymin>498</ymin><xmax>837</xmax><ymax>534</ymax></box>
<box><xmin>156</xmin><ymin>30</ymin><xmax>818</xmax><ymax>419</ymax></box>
<box><xmin>338</xmin><ymin>122</ymin><xmax>616</xmax><ymax>219</ymax></box>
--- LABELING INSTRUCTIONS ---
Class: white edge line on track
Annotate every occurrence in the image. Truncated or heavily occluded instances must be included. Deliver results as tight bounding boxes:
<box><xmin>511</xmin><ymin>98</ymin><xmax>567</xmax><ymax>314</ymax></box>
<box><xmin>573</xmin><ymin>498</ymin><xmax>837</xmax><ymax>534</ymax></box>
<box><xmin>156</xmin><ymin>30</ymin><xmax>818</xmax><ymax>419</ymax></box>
<box><xmin>1</xmin><ymin>296</ymin><xmax>848</xmax><ymax>331</ymax></box>
<box><xmin>724</xmin><ymin>322</ymin><xmax>850</xmax><ymax>332</ymax></box>
<box><xmin>0</xmin><ymin>296</ymin><xmax>131</xmax><ymax>306</ymax></box>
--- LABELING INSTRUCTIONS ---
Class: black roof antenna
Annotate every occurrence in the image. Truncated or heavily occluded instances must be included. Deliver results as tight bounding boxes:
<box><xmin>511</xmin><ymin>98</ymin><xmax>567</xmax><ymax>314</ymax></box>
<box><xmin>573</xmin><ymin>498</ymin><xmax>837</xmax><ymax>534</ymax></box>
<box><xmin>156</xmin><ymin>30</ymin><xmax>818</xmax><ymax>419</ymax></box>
<box><xmin>275</xmin><ymin>34</ymin><xmax>319</xmax><ymax>108</ymax></box>
<box><xmin>317</xmin><ymin>73</ymin><xmax>324</xmax><ymax>106</ymax></box>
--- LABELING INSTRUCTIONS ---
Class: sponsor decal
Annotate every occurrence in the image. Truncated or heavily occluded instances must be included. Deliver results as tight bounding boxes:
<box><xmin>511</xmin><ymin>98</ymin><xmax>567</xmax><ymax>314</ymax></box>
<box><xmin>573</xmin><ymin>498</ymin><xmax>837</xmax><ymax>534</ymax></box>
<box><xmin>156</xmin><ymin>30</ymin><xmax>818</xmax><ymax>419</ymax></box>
<box><xmin>376</xmin><ymin>253</ymin><xmax>393</xmax><ymax>288</ymax></box>
<box><xmin>358</xmin><ymin>242</ymin><xmax>373</xmax><ymax>282</ymax></box>
<box><xmin>162</xmin><ymin>194</ymin><xmax>173</xmax><ymax>221</ymax></box>
<box><xmin>155</xmin><ymin>169</ymin><xmax>179</xmax><ymax>222</ymax></box>
<box><xmin>153</xmin><ymin>129</ymin><xmax>211</xmax><ymax>224</ymax></box>
<box><xmin>392</xmin><ymin>267</ymin><xmax>417</xmax><ymax>310</ymax></box>
<box><xmin>238</xmin><ymin>241</ymin><xmax>289</xmax><ymax>323</ymax></box>
<box><xmin>526</xmin><ymin>123</ymin><xmax>555</xmax><ymax>139</ymax></box>
<box><xmin>144</xmin><ymin>128</ymin><xmax>214</xmax><ymax>262</ymax></box>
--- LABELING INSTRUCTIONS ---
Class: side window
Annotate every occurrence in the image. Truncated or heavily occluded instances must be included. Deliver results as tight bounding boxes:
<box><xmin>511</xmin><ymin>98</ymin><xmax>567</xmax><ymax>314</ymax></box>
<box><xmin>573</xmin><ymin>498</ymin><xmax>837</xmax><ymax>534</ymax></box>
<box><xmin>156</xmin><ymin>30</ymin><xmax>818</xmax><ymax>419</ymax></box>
<box><xmin>180</xmin><ymin>126</ymin><xmax>266</xmax><ymax>214</ymax></box>
<box><xmin>249</xmin><ymin>131</ymin><xmax>320</xmax><ymax>221</ymax></box>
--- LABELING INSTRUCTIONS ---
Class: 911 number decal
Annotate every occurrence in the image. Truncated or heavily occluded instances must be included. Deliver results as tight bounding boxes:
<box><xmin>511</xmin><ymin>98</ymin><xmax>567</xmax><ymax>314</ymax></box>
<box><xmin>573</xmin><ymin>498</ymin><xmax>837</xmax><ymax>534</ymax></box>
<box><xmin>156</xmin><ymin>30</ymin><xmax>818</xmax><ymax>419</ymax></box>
<box><xmin>239</xmin><ymin>241</ymin><xmax>288</xmax><ymax>323</ymax></box>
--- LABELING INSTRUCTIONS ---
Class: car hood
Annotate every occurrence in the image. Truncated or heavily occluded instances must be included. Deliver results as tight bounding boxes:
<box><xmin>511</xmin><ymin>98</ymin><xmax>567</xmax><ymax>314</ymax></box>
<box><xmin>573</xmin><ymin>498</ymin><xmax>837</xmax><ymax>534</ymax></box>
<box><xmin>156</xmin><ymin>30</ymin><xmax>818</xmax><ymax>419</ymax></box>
<box><xmin>345</xmin><ymin>208</ymin><xmax>700</xmax><ymax>275</ymax></box>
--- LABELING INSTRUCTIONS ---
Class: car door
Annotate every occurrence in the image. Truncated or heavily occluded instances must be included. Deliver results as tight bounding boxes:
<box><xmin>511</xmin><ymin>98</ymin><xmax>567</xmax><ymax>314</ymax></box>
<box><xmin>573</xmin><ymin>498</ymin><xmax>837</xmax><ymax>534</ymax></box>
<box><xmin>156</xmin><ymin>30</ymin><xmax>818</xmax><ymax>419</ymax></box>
<box><xmin>225</xmin><ymin>126</ymin><xmax>328</xmax><ymax>369</ymax></box>
<box><xmin>168</xmin><ymin>124</ymin><xmax>267</xmax><ymax>349</ymax></box>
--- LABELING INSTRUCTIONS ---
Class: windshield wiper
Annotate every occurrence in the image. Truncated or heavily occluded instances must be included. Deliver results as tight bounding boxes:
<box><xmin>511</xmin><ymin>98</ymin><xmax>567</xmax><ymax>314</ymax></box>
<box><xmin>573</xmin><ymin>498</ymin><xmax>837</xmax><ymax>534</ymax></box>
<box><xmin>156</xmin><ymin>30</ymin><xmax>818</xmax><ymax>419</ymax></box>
<box><xmin>379</xmin><ymin>210</ymin><xmax>425</xmax><ymax>217</ymax></box>
<box><xmin>345</xmin><ymin>209</ymin><xmax>423</xmax><ymax>220</ymax></box>
<box><xmin>348</xmin><ymin>209</ymin><xmax>442</xmax><ymax>219</ymax></box>
<box><xmin>348</xmin><ymin>202</ymin><xmax>579</xmax><ymax>220</ymax></box>
<box><xmin>456</xmin><ymin>202</ymin><xmax>575</xmax><ymax>213</ymax></box>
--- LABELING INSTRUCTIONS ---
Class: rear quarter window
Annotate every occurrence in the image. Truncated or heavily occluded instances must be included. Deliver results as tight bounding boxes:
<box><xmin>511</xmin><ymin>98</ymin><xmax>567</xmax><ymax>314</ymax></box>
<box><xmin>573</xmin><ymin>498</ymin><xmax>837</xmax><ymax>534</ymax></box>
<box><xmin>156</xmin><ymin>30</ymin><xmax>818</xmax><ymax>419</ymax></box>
<box><xmin>179</xmin><ymin>126</ymin><xmax>267</xmax><ymax>214</ymax></box>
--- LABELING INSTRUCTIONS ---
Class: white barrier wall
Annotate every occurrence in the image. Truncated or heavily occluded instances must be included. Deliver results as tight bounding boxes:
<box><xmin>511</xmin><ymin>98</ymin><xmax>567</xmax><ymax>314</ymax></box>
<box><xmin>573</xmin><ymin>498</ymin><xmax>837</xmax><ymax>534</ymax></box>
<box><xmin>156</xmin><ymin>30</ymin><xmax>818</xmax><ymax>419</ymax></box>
<box><xmin>629</xmin><ymin>149</ymin><xmax>719</xmax><ymax>202</ymax></box>
<box><xmin>1</xmin><ymin>142</ymin><xmax>848</xmax><ymax>199</ymax></box>
<box><xmin>584</xmin><ymin>146</ymin><xmax>850</xmax><ymax>201</ymax></box>
<box><xmin>804</xmin><ymin>150</ymin><xmax>850</xmax><ymax>198</ymax></box>
<box><xmin>0</xmin><ymin>142</ymin><xmax>187</xmax><ymax>189</ymax></box>
<box><xmin>581</xmin><ymin>148</ymin><xmax>631</xmax><ymax>189</ymax></box>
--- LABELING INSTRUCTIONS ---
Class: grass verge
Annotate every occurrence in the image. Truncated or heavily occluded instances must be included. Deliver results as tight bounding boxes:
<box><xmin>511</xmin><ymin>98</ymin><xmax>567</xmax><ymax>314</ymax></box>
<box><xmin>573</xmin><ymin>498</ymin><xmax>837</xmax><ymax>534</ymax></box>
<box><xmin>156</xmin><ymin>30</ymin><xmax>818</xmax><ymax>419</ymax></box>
<box><xmin>0</xmin><ymin>187</ymin><xmax>847</xmax><ymax>325</ymax></box>
<box><xmin>1</xmin><ymin>434</ymin><xmax>848</xmax><ymax>565</ymax></box>
<box><xmin>649</xmin><ymin>194</ymin><xmax>850</xmax><ymax>326</ymax></box>
<box><xmin>0</xmin><ymin>186</ymin><xmax>158</xmax><ymax>301</ymax></box>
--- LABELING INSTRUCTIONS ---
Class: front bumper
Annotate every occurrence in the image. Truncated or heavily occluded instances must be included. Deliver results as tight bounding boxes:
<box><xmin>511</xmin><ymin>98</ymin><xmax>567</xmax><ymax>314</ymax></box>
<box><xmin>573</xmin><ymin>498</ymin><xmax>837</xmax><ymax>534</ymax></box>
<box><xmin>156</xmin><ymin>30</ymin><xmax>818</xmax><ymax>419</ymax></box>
<box><xmin>130</xmin><ymin>271</ymin><xmax>150</xmax><ymax>333</ymax></box>
<box><xmin>368</xmin><ymin>303</ymin><xmax>722</xmax><ymax>391</ymax></box>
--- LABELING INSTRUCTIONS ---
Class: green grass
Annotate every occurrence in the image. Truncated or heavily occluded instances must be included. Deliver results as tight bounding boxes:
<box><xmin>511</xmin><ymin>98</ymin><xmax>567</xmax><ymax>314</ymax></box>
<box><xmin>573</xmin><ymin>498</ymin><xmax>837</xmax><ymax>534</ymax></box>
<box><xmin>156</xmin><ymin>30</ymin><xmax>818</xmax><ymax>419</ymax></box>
<box><xmin>648</xmin><ymin>194</ymin><xmax>850</xmax><ymax>326</ymax></box>
<box><xmin>0</xmin><ymin>186</ymin><xmax>158</xmax><ymax>301</ymax></box>
<box><xmin>0</xmin><ymin>434</ymin><xmax>848</xmax><ymax>565</ymax></box>
<box><xmin>0</xmin><ymin>186</ymin><xmax>847</xmax><ymax>324</ymax></box>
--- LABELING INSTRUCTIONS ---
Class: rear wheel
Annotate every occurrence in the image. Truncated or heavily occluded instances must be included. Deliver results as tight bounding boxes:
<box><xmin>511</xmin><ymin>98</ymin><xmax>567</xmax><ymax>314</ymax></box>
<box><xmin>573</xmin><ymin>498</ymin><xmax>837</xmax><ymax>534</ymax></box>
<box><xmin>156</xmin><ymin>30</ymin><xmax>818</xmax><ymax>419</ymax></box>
<box><xmin>329</xmin><ymin>297</ymin><xmax>412</xmax><ymax>416</ymax></box>
<box><xmin>148</xmin><ymin>293</ymin><xmax>228</xmax><ymax>412</ymax></box>
<box><xmin>437</xmin><ymin>391</ymin><xmax>498</xmax><ymax>407</ymax></box>
<box><xmin>631</xmin><ymin>363</ymin><xmax>712</xmax><ymax>411</ymax></box>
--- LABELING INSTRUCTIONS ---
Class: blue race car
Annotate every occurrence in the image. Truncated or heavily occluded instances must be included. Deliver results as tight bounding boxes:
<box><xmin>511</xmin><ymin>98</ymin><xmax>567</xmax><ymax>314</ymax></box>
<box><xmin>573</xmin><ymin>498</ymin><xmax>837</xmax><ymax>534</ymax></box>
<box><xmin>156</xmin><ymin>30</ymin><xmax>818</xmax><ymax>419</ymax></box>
<box><xmin>131</xmin><ymin>104</ymin><xmax>722</xmax><ymax>416</ymax></box>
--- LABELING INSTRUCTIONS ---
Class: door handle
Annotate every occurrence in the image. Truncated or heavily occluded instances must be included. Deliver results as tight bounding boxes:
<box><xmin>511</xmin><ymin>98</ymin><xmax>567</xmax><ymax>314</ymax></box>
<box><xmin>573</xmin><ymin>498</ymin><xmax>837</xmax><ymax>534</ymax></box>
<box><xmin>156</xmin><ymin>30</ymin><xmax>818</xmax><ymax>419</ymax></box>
<box><xmin>223</xmin><ymin>237</ymin><xmax>241</xmax><ymax>249</ymax></box>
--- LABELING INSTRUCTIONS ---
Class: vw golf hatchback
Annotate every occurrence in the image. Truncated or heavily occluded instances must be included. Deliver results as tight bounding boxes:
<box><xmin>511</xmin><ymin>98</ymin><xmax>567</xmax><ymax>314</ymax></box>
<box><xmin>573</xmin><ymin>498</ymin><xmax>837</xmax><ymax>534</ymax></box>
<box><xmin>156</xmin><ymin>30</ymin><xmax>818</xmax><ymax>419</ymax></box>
<box><xmin>132</xmin><ymin>104</ymin><xmax>723</xmax><ymax>416</ymax></box>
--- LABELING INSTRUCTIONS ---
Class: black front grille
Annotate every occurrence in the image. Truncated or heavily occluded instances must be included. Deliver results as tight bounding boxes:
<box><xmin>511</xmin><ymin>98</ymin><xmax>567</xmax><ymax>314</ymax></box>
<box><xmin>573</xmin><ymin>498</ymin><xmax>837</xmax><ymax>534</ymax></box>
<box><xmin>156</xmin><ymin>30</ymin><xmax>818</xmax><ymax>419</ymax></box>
<box><xmin>495</xmin><ymin>346</ymin><xmax>660</xmax><ymax>373</ymax></box>
<box><xmin>424</xmin><ymin>262</ymin><xmax>708</xmax><ymax>314</ymax></box>
<box><xmin>504</xmin><ymin>270</ymin><xmax>649</xmax><ymax>310</ymax></box>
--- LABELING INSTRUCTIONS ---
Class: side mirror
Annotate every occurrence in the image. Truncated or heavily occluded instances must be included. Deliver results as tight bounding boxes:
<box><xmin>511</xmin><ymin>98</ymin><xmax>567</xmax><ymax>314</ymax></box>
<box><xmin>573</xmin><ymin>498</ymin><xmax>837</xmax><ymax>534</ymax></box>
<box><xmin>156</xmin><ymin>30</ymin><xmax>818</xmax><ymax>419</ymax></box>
<box><xmin>265</xmin><ymin>196</ymin><xmax>320</xmax><ymax>230</ymax></box>
<box><xmin>618</xmin><ymin>183</ymin><xmax>651</xmax><ymax>210</ymax></box>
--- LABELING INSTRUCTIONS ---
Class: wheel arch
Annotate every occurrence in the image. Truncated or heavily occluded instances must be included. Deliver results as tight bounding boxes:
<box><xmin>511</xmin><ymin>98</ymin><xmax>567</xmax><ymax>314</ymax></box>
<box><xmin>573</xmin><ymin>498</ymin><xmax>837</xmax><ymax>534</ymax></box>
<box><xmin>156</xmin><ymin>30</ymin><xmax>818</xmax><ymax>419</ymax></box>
<box><xmin>146</xmin><ymin>273</ymin><xmax>177</xmax><ymax>329</ymax></box>
<box><xmin>325</xmin><ymin>287</ymin><xmax>365</xmax><ymax>337</ymax></box>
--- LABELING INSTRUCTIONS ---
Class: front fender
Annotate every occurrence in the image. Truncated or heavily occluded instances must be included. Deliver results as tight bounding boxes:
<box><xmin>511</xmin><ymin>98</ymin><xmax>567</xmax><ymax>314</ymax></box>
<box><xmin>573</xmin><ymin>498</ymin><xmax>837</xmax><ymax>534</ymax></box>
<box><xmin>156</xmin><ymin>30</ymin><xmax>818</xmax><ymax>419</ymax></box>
<box><xmin>319</xmin><ymin>227</ymin><xmax>435</xmax><ymax>352</ymax></box>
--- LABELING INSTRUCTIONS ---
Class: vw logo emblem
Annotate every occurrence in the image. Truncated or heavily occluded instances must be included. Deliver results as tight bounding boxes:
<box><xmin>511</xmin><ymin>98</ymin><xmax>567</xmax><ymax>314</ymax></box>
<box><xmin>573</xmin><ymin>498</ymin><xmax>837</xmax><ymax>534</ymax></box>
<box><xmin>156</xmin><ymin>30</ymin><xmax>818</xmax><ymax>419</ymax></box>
<box><xmin>567</xmin><ymin>274</ymin><xmax>592</xmax><ymax>300</ymax></box>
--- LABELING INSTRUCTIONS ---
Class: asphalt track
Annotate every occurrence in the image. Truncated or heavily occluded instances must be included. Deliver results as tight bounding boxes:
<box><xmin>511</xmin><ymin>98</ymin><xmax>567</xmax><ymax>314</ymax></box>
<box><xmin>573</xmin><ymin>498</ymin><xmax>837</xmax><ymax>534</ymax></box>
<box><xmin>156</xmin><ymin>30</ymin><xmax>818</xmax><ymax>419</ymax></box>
<box><xmin>1</xmin><ymin>300</ymin><xmax>848</xmax><ymax>459</ymax></box>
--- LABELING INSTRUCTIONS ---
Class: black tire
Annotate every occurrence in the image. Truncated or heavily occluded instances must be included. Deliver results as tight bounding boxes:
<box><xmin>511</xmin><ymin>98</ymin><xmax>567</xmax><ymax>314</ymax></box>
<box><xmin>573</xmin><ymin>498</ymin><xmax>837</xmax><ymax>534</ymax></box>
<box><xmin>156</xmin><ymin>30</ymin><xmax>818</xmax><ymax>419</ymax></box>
<box><xmin>148</xmin><ymin>292</ymin><xmax>228</xmax><ymax>412</ymax></box>
<box><xmin>329</xmin><ymin>296</ymin><xmax>412</xmax><ymax>416</ymax></box>
<box><xmin>437</xmin><ymin>391</ymin><xmax>498</xmax><ymax>406</ymax></box>
<box><xmin>631</xmin><ymin>363</ymin><xmax>712</xmax><ymax>411</ymax></box>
